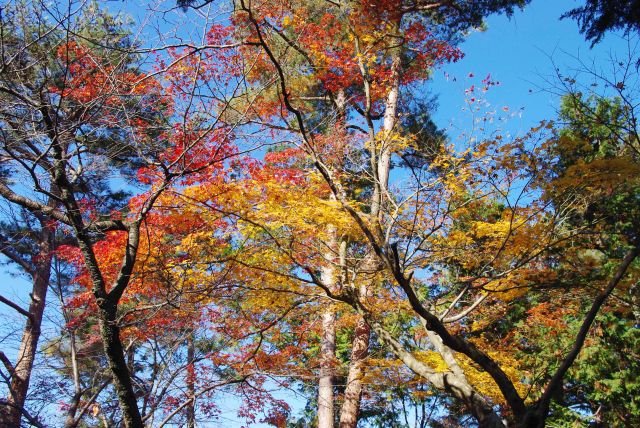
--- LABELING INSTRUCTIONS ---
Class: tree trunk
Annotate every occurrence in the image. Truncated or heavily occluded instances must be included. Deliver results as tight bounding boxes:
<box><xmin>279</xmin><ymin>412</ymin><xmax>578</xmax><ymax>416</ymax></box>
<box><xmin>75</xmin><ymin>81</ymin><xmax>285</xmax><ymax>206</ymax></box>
<box><xmin>318</xmin><ymin>222</ymin><xmax>339</xmax><ymax>428</ymax></box>
<box><xmin>97</xmin><ymin>302</ymin><xmax>143</xmax><ymax>428</ymax></box>
<box><xmin>338</xmin><ymin>319</ymin><xmax>370</xmax><ymax>428</ymax></box>
<box><xmin>64</xmin><ymin>391</ymin><xmax>82</xmax><ymax>428</ymax></box>
<box><xmin>186</xmin><ymin>331</ymin><xmax>196</xmax><ymax>428</ymax></box>
<box><xmin>0</xmin><ymin>229</ymin><xmax>52</xmax><ymax>427</ymax></box>
<box><xmin>62</xmin><ymin>328</ymin><xmax>83</xmax><ymax>427</ymax></box>
<box><xmin>318</xmin><ymin>89</ymin><xmax>348</xmax><ymax>428</ymax></box>
<box><xmin>336</xmin><ymin>43</ymin><xmax>402</xmax><ymax>428</ymax></box>
<box><xmin>68</xmin><ymin>206</ymin><xmax>143</xmax><ymax>427</ymax></box>
<box><xmin>318</xmin><ymin>308</ymin><xmax>336</xmax><ymax>428</ymax></box>
<box><xmin>518</xmin><ymin>410</ymin><xmax>546</xmax><ymax>428</ymax></box>
<box><xmin>61</xmin><ymin>253</ymin><xmax>83</xmax><ymax>428</ymax></box>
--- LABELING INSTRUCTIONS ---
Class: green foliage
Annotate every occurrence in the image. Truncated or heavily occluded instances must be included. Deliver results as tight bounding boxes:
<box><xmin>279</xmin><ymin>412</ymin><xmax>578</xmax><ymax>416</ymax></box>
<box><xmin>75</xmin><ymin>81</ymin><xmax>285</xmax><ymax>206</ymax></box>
<box><xmin>541</xmin><ymin>312</ymin><xmax>640</xmax><ymax>427</ymax></box>
<box><xmin>554</xmin><ymin>93</ymin><xmax>640</xmax><ymax>245</ymax></box>
<box><xmin>523</xmin><ymin>91</ymin><xmax>640</xmax><ymax>426</ymax></box>
<box><xmin>562</xmin><ymin>0</ymin><xmax>640</xmax><ymax>45</ymax></box>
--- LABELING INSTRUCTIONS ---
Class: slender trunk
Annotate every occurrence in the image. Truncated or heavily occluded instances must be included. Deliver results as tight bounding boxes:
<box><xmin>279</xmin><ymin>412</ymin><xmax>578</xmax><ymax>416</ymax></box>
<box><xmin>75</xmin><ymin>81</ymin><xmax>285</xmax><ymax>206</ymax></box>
<box><xmin>186</xmin><ymin>332</ymin><xmax>196</xmax><ymax>428</ymax></box>
<box><xmin>338</xmin><ymin>46</ymin><xmax>402</xmax><ymax>428</ymax></box>
<box><xmin>64</xmin><ymin>391</ymin><xmax>82</xmax><ymax>428</ymax></box>
<box><xmin>63</xmin><ymin>332</ymin><xmax>81</xmax><ymax>428</ymax></box>
<box><xmin>318</xmin><ymin>308</ymin><xmax>336</xmax><ymax>428</ymax></box>
<box><xmin>0</xmin><ymin>229</ymin><xmax>52</xmax><ymax>426</ymax></box>
<box><xmin>61</xmin><ymin>254</ymin><xmax>83</xmax><ymax>428</ymax></box>
<box><xmin>318</xmin><ymin>222</ymin><xmax>339</xmax><ymax>428</ymax></box>
<box><xmin>97</xmin><ymin>302</ymin><xmax>143</xmax><ymax>428</ymax></box>
<box><xmin>371</xmin><ymin>50</ymin><xmax>400</xmax><ymax>220</ymax></box>
<box><xmin>377</xmin><ymin>54</ymin><xmax>400</xmax><ymax>207</ymax></box>
<box><xmin>338</xmin><ymin>318</ymin><xmax>370</xmax><ymax>428</ymax></box>
<box><xmin>318</xmin><ymin>89</ymin><xmax>348</xmax><ymax>428</ymax></box>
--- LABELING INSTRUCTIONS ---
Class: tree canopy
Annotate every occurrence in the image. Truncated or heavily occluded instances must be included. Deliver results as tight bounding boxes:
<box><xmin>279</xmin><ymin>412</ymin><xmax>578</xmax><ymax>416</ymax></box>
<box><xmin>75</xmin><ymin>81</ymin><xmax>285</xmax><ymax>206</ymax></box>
<box><xmin>562</xmin><ymin>0</ymin><xmax>640</xmax><ymax>45</ymax></box>
<box><xmin>0</xmin><ymin>1</ymin><xmax>638</xmax><ymax>427</ymax></box>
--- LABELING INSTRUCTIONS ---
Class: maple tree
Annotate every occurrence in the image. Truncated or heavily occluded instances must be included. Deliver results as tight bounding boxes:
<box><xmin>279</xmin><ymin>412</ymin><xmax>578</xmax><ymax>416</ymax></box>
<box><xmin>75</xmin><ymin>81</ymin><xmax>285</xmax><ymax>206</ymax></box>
<box><xmin>0</xmin><ymin>3</ymin><xmax>141</xmax><ymax>424</ymax></box>
<box><xmin>0</xmin><ymin>1</ymin><xmax>252</xmax><ymax>426</ymax></box>
<box><xmin>1</xmin><ymin>1</ymin><xmax>639</xmax><ymax>427</ymax></box>
<box><xmin>170</xmin><ymin>1</ymin><xmax>638</xmax><ymax>427</ymax></box>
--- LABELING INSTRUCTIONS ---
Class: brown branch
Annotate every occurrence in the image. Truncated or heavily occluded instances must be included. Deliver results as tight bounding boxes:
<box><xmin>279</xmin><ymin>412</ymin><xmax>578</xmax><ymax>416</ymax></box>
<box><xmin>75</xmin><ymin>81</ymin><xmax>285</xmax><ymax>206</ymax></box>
<box><xmin>392</xmin><ymin>271</ymin><xmax>526</xmax><ymax>418</ymax></box>
<box><xmin>0</xmin><ymin>246</ymin><xmax>34</xmax><ymax>276</ymax></box>
<box><xmin>71</xmin><ymin>378</ymin><xmax>112</xmax><ymax>427</ymax></box>
<box><xmin>0</xmin><ymin>294</ymin><xmax>32</xmax><ymax>320</ymax></box>
<box><xmin>238</xmin><ymin>0</ymin><xmax>311</xmax><ymax>146</ymax></box>
<box><xmin>536</xmin><ymin>243</ymin><xmax>640</xmax><ymax>419</ymax></box>
<box><xmin>0</xmin><ymin>183</ymin><xmax>128</xmax><ymax>232</ymax></box>
<box><xmin>0</xmin><ymin>399</ymin><xmax>45</xmax><ymax>428</ymax></box>
<box><xmin>0</xmin><ymin>350</ymin><xmax>15</xmax><ymax>377</ymax></box>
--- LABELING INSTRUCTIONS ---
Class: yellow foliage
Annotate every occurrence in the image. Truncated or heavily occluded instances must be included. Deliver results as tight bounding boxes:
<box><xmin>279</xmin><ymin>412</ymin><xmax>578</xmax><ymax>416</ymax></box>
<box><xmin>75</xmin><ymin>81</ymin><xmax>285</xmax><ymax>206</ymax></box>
<box><xmin>553</xmin><ymin>156</ymin><xmax>640</xmax><ymax>195</ymax></box>
<box><xmin>369</xmin><ymin>130</ymin><xmax>417</xmax><ymax>153</ymax></box>
<box><xmin>457</xmin><ymin>351</ymin><xmax>529</xmax><ymax>404</ymax></box>
<box><xmin>414</xmin><ymin>350</ymin><xmax>449</xmax><ymax>373</ymax></box>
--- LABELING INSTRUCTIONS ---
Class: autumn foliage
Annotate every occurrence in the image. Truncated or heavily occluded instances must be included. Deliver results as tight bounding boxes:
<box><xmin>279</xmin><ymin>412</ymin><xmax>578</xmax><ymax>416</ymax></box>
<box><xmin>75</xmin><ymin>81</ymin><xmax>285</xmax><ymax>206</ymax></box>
<box><xmin>1</xmin><ymin>1</ymin><xmax>639</xmax><ymax>428</ymax></box>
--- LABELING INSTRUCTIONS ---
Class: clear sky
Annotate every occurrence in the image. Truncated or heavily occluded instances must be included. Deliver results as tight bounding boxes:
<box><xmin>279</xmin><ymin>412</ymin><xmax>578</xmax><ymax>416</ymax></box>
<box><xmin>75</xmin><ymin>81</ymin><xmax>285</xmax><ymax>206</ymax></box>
<box><xmin>430</xmin><ymin>0</ymin><xmax>626</xmax><ymax>140</ymax></box>
<box><xmin>0</xmin><ymin>0</ymin><xmax>630</xmax><ymax>426</ymax></box>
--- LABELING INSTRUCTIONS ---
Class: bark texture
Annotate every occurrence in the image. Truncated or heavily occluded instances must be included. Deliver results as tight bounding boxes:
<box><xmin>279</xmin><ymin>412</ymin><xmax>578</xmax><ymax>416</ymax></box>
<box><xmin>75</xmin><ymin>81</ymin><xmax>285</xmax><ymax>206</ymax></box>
<box><xmin>318</xmin><ymin>308</ymin><xmax>336</xmax><ymax>428</ymax></box>
<box><xmin>0</xmin><ymin>228</ymin><xmax>52</xmax><ymax>427</ymax></box>
<box><xmin>338</xmin><ymin>319</ymin><xmax>370</xmax><ymax>428</ymax></box>
<box><xmin>97</xmin><ymin>302</ymin><xmax>143</xmax><ymax>428</ymax></box>
<box><xmin>318</xmin><ymin>223</ymin><xmax>339</xmax><ymax>428</ymax></box>
<box><xmin>186</xmin><ymin>332</ymin><xmax>196</xmax><ymax>428</ymax></box>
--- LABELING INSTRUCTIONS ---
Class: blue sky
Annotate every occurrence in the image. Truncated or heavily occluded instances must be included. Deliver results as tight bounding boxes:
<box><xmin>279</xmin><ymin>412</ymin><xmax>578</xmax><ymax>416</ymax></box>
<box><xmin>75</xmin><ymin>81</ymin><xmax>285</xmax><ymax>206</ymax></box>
<box><xmin>430</xmin><ymin>0</ymin><xmax>625</xmax><ymax>138</ymax></box>
<box><xmin>0</xmin><ymin>0</ymin><xmax>630</xmax><ymax>426</ymax></box>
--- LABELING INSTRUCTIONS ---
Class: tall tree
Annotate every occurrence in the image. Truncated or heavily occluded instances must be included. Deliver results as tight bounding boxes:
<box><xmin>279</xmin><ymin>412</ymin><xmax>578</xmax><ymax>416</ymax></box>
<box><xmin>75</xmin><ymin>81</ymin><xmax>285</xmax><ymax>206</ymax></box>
<box><xmin>176</xmin><ymin>1</ymin><xmax>537</xmax><ymax>427</ymax></box>
<box><xmin>0</xmin><ymin>3</ymin><xmax>134</xmax><ymax>424</ymax></box>
<box><xmin>178</xmin><ymin>1</ymin><xmax>640</xmax><ymax>427</ymax></box>
<box><xmin>0</xmin><ymin>1</ymin><xmax>249</xmax><ymax>425</ymax></box>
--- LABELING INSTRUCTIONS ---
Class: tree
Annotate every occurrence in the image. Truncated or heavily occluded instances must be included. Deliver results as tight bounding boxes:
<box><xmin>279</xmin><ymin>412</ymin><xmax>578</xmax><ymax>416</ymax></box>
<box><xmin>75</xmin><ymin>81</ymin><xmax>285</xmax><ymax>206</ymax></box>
<box><xmin>0</xmin><ymin>3</ymin><xmax>136</xmax><ymax>424</ymax></box>
<box><xmin>173</xmin><ymin>1</ymin><xmax>640</xmax><ymax>427</ymax></box>
<box><xmin>0</xmin><ymin>1</ymin><xmax>250</xmax><ymax>425</ymax></box>
<box><xmin>562</xmin><ymin>0</ymin><xmax>640</xmax><ymax>45</ymax></box>
<box><xmin>518</xmin><ymin>46</ymin><xmax>640</xmax><ymax>426</ymax></box>
<box><xmin>3</xmin><ymin>1</ymin><xmax>639</xmax><ymax>427</ymax></box>
<box><xmin>174</xmin><ymin>1</ymin><xmax>559</xmax><ymax>427</ymax></box>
